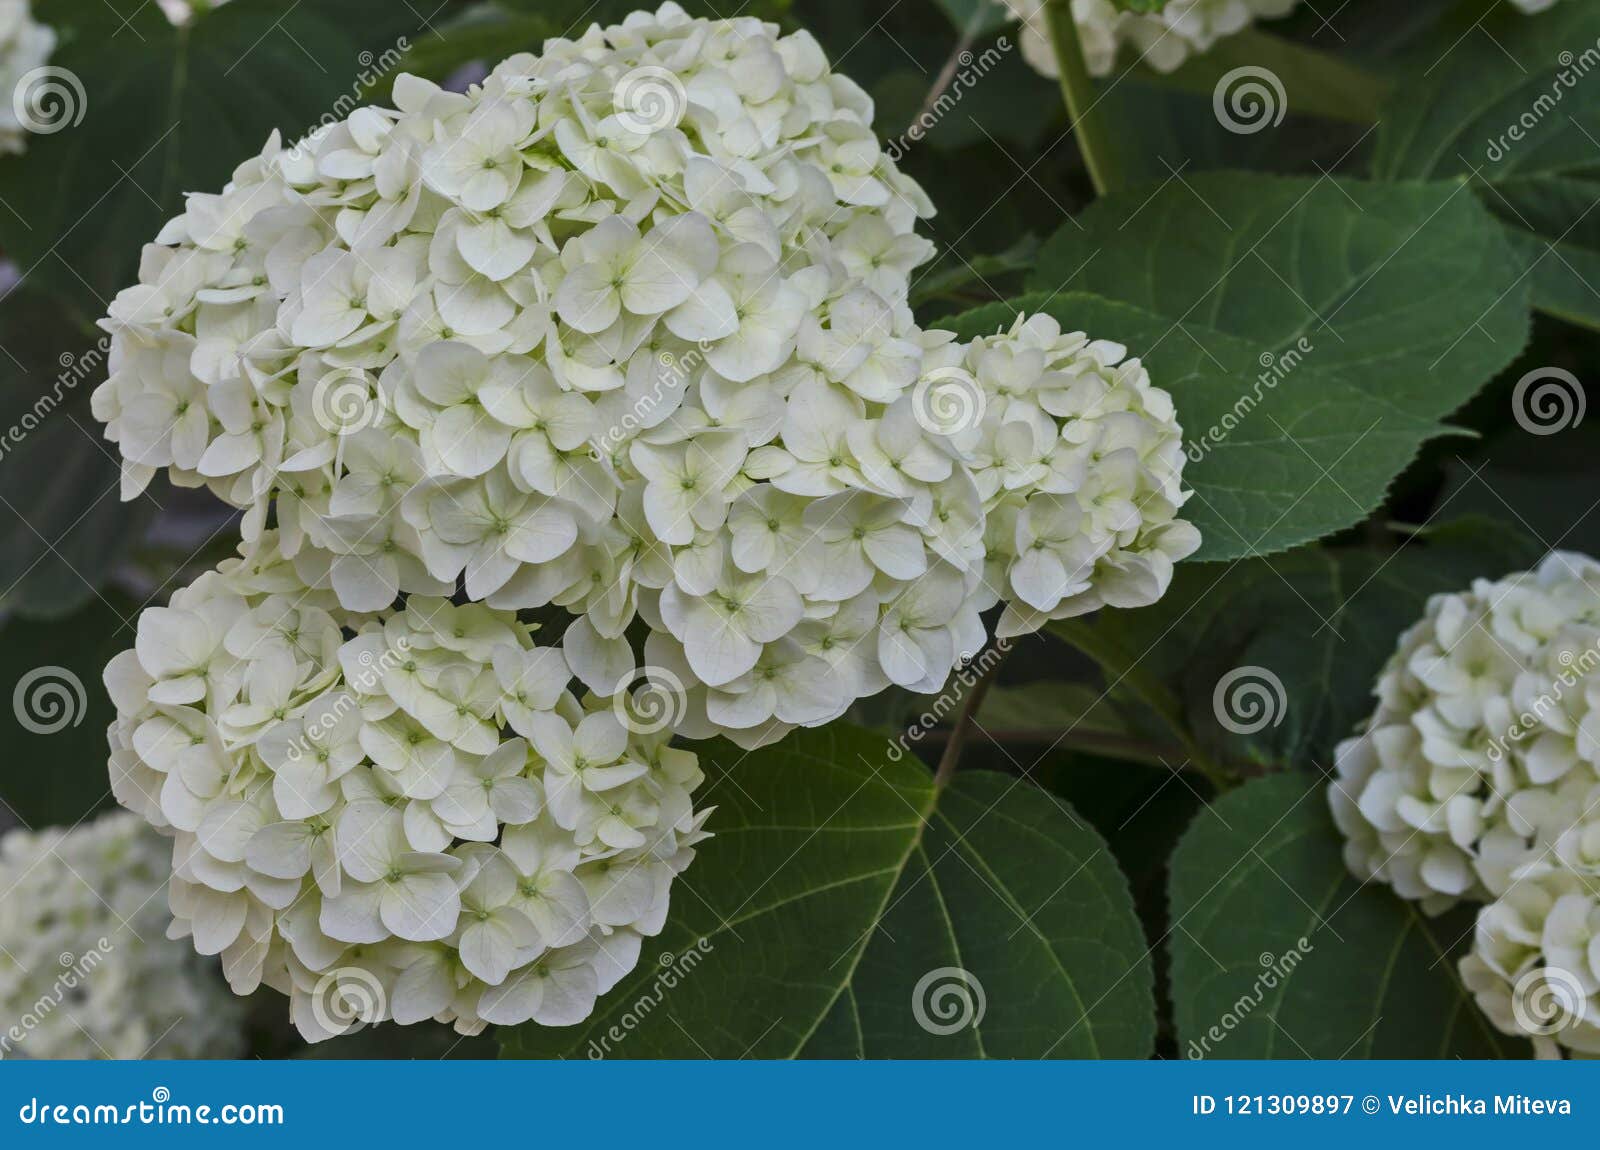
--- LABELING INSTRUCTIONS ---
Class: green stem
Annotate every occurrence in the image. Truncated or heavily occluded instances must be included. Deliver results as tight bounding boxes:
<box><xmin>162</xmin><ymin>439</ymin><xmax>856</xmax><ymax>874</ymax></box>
<box><xmin>1043</xmin><ymin>0</ymin><xmax>1119</xmax><ymax>197</ymax></box>
<box><xmin>932</xmin><ymin>645</ymin><xmax>1009</xmax><ymax>790</ymax></box>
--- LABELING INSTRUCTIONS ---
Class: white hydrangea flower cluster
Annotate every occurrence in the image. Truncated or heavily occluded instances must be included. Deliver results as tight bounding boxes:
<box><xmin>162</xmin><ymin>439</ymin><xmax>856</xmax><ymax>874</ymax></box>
<box><xmin>999</xmin><ymin>0</ymin><xmax>1298</xmax><ymax>79</ymax></box>
<box><xmin>1329</xmin><ymin>552</ymin><xmax>1600</xmax><ymax>913</ymax></box>
<box><xmin>942</xmin><ymin>312</ymin><xmax>1199</xmax><ymax>640</ymax></box>
<box><xmin>104</xmin><ymin>539</ymin><xmax>710</xmax><ymax>1042</ymax></box>
<box><xmin>91</xmin><ymin>3</ymin><xmax>1198</xmax><ymax>751</ymax></box>
<box><xmin>1459</xmin><ymin>871</ymin><xmax>1600</xmax><ymax>1059</ymax></box>
<box><xmin>0</xmin><ymin>0</ymin><xmax>57</xmax><ymax>155</ymax></box>
<box><xmin>1328</xmin><ymin>552</ymin><xmax>1600</xmax><ymax>1056</ymax></box>
<box><xmin>0</xmin><ymin>811</ymin><xmax>244</xmax><ymax>1059</ymax></box>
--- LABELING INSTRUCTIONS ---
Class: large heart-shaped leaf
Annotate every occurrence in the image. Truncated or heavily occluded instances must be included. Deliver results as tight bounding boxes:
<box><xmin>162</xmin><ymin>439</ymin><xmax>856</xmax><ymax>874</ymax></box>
<box><xmin>500</xmin><ymin>725</ymin><xmax>1154</xmax><ymax>1059</ymax></box>
<box><xmin>995</xmin><ymin>174</ymin><xmax>1527</xmax><ymax>560</ymax></box>
<box><xmin>1168</xmin><ymin>774</ymin><xmax>1527</xmax><ymax>1059</ymax></box>
<box><xmin>1370</xmin><ymin>1</ymin><xmax>1600</xmax><ymax>329</ymax></box>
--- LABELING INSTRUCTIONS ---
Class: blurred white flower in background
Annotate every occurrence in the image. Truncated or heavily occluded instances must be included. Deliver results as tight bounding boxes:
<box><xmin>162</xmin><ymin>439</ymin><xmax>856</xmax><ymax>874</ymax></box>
<box><xmin>0</xmin><ymin>0</ymin><xmax>58</xmax><ymax>154</ymax></box>
<box><xmin>1001</xmin><ymin>0</ymin><xmax>1562</xmax><ymax>80</ymax></box>
<box><xmin>0</xmin><ymin>811</ymin><xmax>244</xmax><ymax>1059</ymax></box>
<box><xmin>998</xmin><ymin>0</ymin><xmax>1298</xmax><ymax>79</ymax></box>
<box><xmin>156</xmin><ymin>0</ymin><xmax>230</xmax><ymax>26</ymax></box>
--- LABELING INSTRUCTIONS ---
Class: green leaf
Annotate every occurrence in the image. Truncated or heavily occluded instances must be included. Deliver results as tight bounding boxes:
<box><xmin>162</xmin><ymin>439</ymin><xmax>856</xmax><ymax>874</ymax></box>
<box><xmin>0</xmin><ymin>286</ymin><xmax>154</xmax><ymax>618</ymax></box>
<box><xmin>0</xmin><ymin>0</ymin><xmax>427</xmax><ymax>316</ymax></box>
<box><xmin>930</xmin><ymin>0</ymin><xmax>1011</xmax><ymax>38</ymax></box>
<box><xmin>1011</xmin><ymin>174</ymin><xmax>1528</xmax><ymax>560</ymax></box>
<box><xmin>1369</xmin><ymin>1</ymin><xmax>1600</xmax><ymax>329</ymax></box>
<box><xmin>1146</xmin><ymin>30</ymin><xmax>1387</xmax><ymax>124</ymax></box>
<box><xmin>911</xmin><ymin>233</ymin><xmax>1041</xmax><ymax>312</ymax></box>
<box><xmin>1168</xmin><ymin>774</ymin><xmax>1528</xmax><ymax>1059</ymax></box>
<box><xmin>1050</xmin><ymin>518</ymin><xmax>1542</xmax><ymax>773</ymax></box>
<box><xmin>1438</xmin><ymin>425</ymin><xmax>1600</xmax><ymax>560</ymax></box>
<box><xmin>0</xmin><ymin>593</ymin><xmax>135</xmax><ymax>827</ymax></box>
<box><xmin>500</xmin><ymin>725</ymin><xmax>1153</xmax><ymax>1059</ymax></box>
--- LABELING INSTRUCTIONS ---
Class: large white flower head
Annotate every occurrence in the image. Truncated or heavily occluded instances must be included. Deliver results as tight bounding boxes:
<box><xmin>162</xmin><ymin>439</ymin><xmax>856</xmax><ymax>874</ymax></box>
<box><xmin>0</xmin><ymin>811</ymin><xmax>244</xmax><ymax>1059</ymax></box>
<box><xmin>1000</xmin><ymin>0</ymin><xmax>1298</xmax><ymax>79</ymax></box>
<box><xmin>0</xmin><ymin>0</ymin><xmax>58</xmax><ymax>155</ymax></box>
<box><xmin>90</xmin><ymin>4</ymin><xmax>1200</xmax><ymax>748</ymax></box>
<box><xmin>1328</xmin><ymin>551</ymin><xmax>1600</xmax><ymax>914</ymax></box>
<box><xmin>1460</xmin><ymin>869</ymin><xmax>1600</xmax><ymax>1058</ymax></box>
<box><xmin>104</xmin><ymin>537</ymin><xmax>711</xmax><ymax>1041</ymax></box>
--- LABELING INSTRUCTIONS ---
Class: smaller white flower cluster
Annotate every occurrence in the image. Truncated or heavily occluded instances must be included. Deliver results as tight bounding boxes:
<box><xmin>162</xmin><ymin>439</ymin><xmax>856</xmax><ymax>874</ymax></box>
<box><xmin>0</xmin><ymin>0</ymin><xmax>56</xmax><ymax>155</ymax></box>
<box><xmin>0</xmin><ymin>811</ymin><xmax>244</xmax><ymax>1059</ymax></box>
<box><xmin>949</xmin><ymin>312</ymin><xmax>1199</xmax><ymax>640</ymax></box>
<box><xmin>105</xmin><ymin>539</ymin><xmax>710</xmax><ymax>1041</ymax></box>
<box><xmin>1328</xmin><ymin>551</ymin><xmax>1600</xmax><ymax>1056</ymax></box>
<box><xmin>1460</xmin><ymin>871</ymin><xmax>1600</xmax><ymax>1058</ymax></box>
<box><xmin>1000</xmin><ymin>0</ymin><xmax>1298</xmax><ymax>79</ymax></box>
